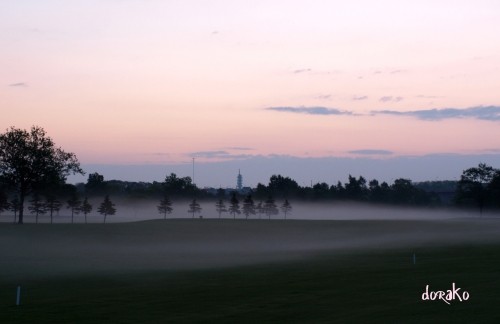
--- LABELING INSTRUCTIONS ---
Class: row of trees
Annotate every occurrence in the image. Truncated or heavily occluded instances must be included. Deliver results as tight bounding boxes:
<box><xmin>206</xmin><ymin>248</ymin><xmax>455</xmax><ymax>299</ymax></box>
<box><xmin>1</xmin><ymin>126</ymin><xmax>499</xmax><ymax>225</ymax></box>
<box><xmin>181</xmin><ymin>194</ymin><xmax>292</xmax><ymax>219</ymax></box>
<box><xmin>0</xmin><ymin>192</ymin><xmax>116</xmax><ymax>224</ymax></box>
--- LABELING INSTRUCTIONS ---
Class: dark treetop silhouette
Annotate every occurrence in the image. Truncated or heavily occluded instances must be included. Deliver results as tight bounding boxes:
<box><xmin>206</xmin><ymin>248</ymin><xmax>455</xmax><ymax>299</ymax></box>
<box><xmin>0</xmin><ymin>126</ymin><xmax>83</xmax><ymax>224</ymax></box>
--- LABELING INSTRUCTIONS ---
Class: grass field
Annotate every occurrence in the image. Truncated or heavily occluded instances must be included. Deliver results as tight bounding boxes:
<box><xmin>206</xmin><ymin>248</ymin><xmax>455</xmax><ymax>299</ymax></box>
<box><xmin>1</xmin><ymin>217</ymin><xmax>499</xmax><ymax>323</ymax></box>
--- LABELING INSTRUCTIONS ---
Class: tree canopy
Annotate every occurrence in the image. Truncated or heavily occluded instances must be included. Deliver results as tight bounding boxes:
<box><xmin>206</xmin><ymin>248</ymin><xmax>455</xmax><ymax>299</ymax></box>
<box><xmin>0</xmin><ymin>126</ymin><xmax>83</xmax><ymax>223</ymax></box>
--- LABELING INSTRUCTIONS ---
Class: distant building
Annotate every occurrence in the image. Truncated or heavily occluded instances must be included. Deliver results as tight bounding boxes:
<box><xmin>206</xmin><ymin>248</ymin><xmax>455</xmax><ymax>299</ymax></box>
<box><xmin>237</xmin><ymin>169</ymin><xmax>243</xmax><ymax>190</ymax></box>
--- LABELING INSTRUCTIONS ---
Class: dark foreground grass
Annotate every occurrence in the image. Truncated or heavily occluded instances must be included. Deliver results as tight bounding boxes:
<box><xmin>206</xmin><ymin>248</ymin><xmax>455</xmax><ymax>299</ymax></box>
<box><xmin>1</xmin><ymin>244</ymin><xmax>499</xmax><ymax>323</ymax></box>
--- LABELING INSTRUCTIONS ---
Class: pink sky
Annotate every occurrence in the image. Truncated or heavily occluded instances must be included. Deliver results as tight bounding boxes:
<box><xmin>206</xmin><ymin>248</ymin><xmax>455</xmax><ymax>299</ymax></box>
<box><xmin>1</xmin><ymin>1</ymin><xmax>500</xmax><ymax>185</ymax></box>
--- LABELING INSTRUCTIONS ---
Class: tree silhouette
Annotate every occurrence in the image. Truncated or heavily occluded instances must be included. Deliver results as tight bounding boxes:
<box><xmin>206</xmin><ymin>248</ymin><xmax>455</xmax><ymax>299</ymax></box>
<box><xmin>9</xmin><ymin>197</ymin><xmax>20</xmax><ymax>223</ymax></box>
<box><xmin>0</xmin><ymin>126</ymin><xmax>83</xmax><ymax>224</ymax></box>
<box><xmin>229</xmin><ymin>192</ymin><xmax>240</xmax><ymax>219</ymax></box>
<box><xmin>256</xmin><ymin>201</ymin><xmax>265</xmax><ymax>219</ymax></box>
<box><xmin>85</xmin><ymin>172</ymin><xmax>106</xmax><ymax>194</ymax></box>
<box><xmin>67</xmin><ymin>192</ymin><xmax>81</xmax><ymax>224</ymax></box>
<box><xmin>215</xmin><ymin>199</ymin><xmax>227</xmax><ymax>218</ymax></box>
<box><xmin>0</xmin><ymin>190</ymin><xmax>9</xmax><ymax>217</ymax></box>
<box><xmin>264</xmin><ymin>196</ymin><xmax>279</xmax><ymax>219</ymax></box>
<box><xmin>164</xmin><ymin>173</ymin><xmax>196</xmax><ymax>197</ymax></box>
<box><xmin>45</xmin><ymin>194</ymin><xmax>62</xmax><ymax>224</ymax></box>
<box><xmin>488</xmin><ymin>171</ymin><xmax>500</xmax><ymax>209</ymax></box>
<box><xmin>29</xmin><ymin>193</ymin><xmax>46</xmax><ymax>223</ymax></box>
<box><xmin>157</xmin><ymin>194</ymin><xmax>173</xmax><ymax>219</ymax></box>
<box><xmin>80</xmin><ymin>197</ymin><xmax>93</xmax><ymax>224</ymax></box>
<box><xmin>456</xmin><ymin>163</ymin><xmax>498</xmax><ymax>215</ymax></box>
<box><xmin>242</xmin><ymin>194</ymin><xmax>255</xmax><ymax>219</ymax></box>
<box><xmin>281</xmin><ymin>199</ymin><xmax>292</xmax><ymax>219</ymax></box>
<box><xmin>188</xmin><ymin>199</ymin><xmax>202</xmax><ymax>218</ymax></box>
<box><xmin>98</xmin><ymin>195</ymin><xmax>116</xmax><ymax>223</ymax></box>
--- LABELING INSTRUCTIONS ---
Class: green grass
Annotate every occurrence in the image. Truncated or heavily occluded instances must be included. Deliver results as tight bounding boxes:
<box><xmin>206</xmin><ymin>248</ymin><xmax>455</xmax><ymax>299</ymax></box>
<box><xmin>1</xmin><ymin>219</ymin><xmax>500</xmax><ymax>323</ymax></box>
<box><xmin>1</xmin><ymin>245</ymin><xmax>500</xmax><ymax>323</ymax></box>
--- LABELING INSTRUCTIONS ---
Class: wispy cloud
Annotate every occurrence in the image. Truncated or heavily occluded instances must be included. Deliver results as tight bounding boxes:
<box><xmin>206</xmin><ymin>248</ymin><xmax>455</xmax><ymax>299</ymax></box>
<box><xmin>293</xmin><ymin>68</ymin><xmax>312</xmax><ymax>74</ymax></box>
<box><xmin>348</xmin><ymin>149</ymin><xmax>393</xmax><ymax>155</ymax></box>
<box><xmin>190</xmin><ymin>150</ymin><xmax>252</xmax><ymax>160</ymax></box>
<box><xmin>416</xmin><ymin>95</ymin><xmax>443</xmax><ymax>99</ymax></box>
<box><xmin>373</xmin><ymin>105</ymin><xmax>500</xmax><ymax>121</ymax></box>
<box><xmin>315</xmin><ymin>94</ymin><xmax>332</xmax><ymax>100</ymax></box>
<box><xmin>266</xmin><ymin>106</ymin><xmax>354</xmax><ymax>116</ymax></box>
<box><xmin>8</xmin><ymin>82</ymin><xmax>27</xmax><ymax>87</ymax></box>
<box><xmin>379</xmin><ymin>96</ymin><xmax>403</xmax><ymax>103</ymax></box>
<box><xmin>225</xmin><ymin>147</ymin><xmax>253</xmax><ymax>151</ymax></box>
<box><xmin>352</xmin><ymin>95</ymin><xmax>368</xmax><ymax>101</ymax></box>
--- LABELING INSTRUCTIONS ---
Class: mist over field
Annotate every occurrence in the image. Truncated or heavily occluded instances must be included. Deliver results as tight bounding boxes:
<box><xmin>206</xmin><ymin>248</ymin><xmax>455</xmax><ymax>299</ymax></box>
<box><xmin>1</xmin><ymin>203</ymin><xmax>500</xmax><ymax>281</ymax></box>
<box><xmin>3</xmin><ymin>199</ymin><xmax>486</xmax><ymax>223</ymax></box>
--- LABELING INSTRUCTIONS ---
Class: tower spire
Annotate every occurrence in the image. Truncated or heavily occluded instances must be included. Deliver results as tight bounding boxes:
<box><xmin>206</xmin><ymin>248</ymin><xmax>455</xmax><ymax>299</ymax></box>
<box><xmin>237</xmin><ymin>169</ymin><xmax>243</xmax><ymax>190</ymax></box>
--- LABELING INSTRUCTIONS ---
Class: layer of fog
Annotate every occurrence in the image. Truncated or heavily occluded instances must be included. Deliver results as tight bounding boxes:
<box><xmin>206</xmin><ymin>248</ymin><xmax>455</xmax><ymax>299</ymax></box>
<box><xmin>2</xmin><ymin>199</ymin><xmax>492</xmax><ymax>224</ymax></box>
<box><xmin>1</xmin><ymin>213</ymin><xmax>500</xmax><ymax>280</ymax></box>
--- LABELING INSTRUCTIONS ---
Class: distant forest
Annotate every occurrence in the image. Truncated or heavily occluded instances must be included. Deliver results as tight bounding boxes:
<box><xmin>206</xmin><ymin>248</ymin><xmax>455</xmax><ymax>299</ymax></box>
<box><xmin>3</xmin><ymin>165</ymin><xmax>499</xmax><ymax>215</ymax></box>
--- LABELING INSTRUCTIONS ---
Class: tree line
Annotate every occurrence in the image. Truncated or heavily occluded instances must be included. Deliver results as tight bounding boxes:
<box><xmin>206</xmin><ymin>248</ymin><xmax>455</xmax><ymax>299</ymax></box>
<box><xmin>1</xmin><ymin>126</ymin><xmax>499</xmax><ymax>224</ymax></box>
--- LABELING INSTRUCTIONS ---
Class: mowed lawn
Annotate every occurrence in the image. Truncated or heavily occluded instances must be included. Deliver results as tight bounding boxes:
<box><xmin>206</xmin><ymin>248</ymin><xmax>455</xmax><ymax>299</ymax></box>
<box><xmin>0</xmin><ymin>218</ymin><xmax>500</xmax><ymax>323</ymax></box>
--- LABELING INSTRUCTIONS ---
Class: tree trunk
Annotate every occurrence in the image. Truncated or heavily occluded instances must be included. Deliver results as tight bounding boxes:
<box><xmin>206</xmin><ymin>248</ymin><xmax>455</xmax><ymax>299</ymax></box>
<box><xmin>104</xmin><ymin>214</ymin><xmax>107</xmax><ymax>224</ymax></box>
<box><xmin>85</xmin><ymin>214</ymin><xmax>87</xmax><ymax>224</ymax></box>
<box><xmin>18</xmin><ymin>192</ymin><xmax>25</xmax><ymax>224</ymax></box>
<box><xmin>71</xmin><ymin>210</ymin><xmax>74</xmax><ymax>224</ymax></box>
<box><xmin>51</xmin><ymin>211</ymin><xmax>53</xmax><ymax>224</ymax></box>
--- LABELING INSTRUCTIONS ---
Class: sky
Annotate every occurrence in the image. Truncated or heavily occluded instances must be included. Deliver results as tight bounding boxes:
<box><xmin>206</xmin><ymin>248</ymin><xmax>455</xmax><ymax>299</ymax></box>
<box><xmin>1</xmin><ymin>0</ymin><xmax>500</xmax><ymax>187</ymax></box>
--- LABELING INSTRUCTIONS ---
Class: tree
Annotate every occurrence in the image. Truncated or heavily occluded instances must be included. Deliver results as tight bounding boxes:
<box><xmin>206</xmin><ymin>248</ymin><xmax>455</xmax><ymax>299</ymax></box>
<box><xmin>80</xmin><ymin>197</ymin><xmax>93</xmax><ymax>224</ymax></box>
<box><xmin>45</xmin><ymin>194</ymin><xmax>62</xmax><ymax>224</ymax></box>
<box><xmin>455</xmin><ymin>163</ymin><xmax>498</xmax><ymax>215</ymax></box>
<box><xmin>215</xmin><ymin>199</ymin><xmax>227</xmax><ymax>218</ymax></box>
<box><xmin>9</xmin><ymin>197</ymin><xmax>20</xmax><ymax>223</ymax></box>
<box><xmin>67</xmin><ymin>192</ymin><xmax>81</xmax><ymax>224</ymax></box>
<box><xmin>0</xmin><ymin>190</ymin><xmax>9</xmax><ymax>216</ymax></box>
<box><xmin>344</xmin><ymin>175</ymin><xmax>368</xmax><ymax>200</ymax></box>
<box><xmin>28</xmin><ymin>193</ymin><xmax>46</xmax><ymax>223</ymax></box>
<box><xmin>228</xmin><ymin>192</ymin><xmax>240</xmax><ymax>219</ymax></box>
<box><xmin>264</xmin><ymin>196</ymin><xmax>279</xmax><ymax>219</ymax></box>
<box><xmin>0</xmin><ymin>126</ymin><xmax>84</xmax><ymax>224</ymax></box>
<box><xmin>98</xmin><ymin>195</ymin><xmax>116</xmax><ymax>223</ymax></box>
<box><xmin>188</xmin><ymin>199</ymin><xmax>202</xmax><ymax>218</ymax></box>
<box><xmin>267</xmin><ymin>175</ymin><xmax>300</xmax><ymax>198</ymax></box>
<box><xmin>242</xmin><ymin>194</ymin><xmax>255</xmax><ymax>219</ymax></box>
<box><xmin>281</xmin><ymin>199</ymin><xmax>292</xmax><ymax>219</ymax></box>
<box><xmin>164</xmin><ymin>173</ymin><xmax>196</xmax><ymax>197</ymax></box>
<box><xmin>85</xmin><ymin>172</ymin><xmax>106</xmax><ymax>194</ymax></box>
<box><xmin>157</xmin><ymin>194</ymin><xmax>173</xmax><ymax>219</ymax></box>
<box><xmin>256</xmin><ymin>201</ymin><xmax>265</xmax><ymax>219</ymax></box>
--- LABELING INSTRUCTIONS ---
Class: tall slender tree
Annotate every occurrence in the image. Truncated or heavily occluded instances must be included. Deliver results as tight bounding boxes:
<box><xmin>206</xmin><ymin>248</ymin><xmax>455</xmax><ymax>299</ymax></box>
<box><xmin>0</xmin><ymin>190</ymin><xmax>9</xmax><ymax>217</ymax></box>
<box><xmin>98</xmin><ymin>195</ymin><xmax>116</xmax><ymax>224</ymax></box>
<box><xmin>45</xmin><ymin>194</ymin><xmax>62</xmax><ymax>224</ymax></box>
<box><xmin>281</xmin><ymin>199</ymin><xmax>292</xmax><ymax>219</ymax></box>
<box><xmin>67</xmin><ymin>192</ymin><xmax>81</xmax><ymax>224</ymax></box>
<box><xmin>264</xmin><ymin>196</ymin><xmax>279</xmax><ymax>220</ymax></box>
<box><xmin>80</xmin><ymin>197</ymin><xmax>93</xmax><ymax>224</ymax></box>
<box><xmin>256</xmin><ymin>201</ymin><xmax>264</xmax><ymax>219</ymax></box>
<box><xmin>242</xmin><ymin>194</ymin><xmax>256</xmax><ymax>219</ymax></box>
<box><xmin>9</xmin><ymin>197</ymin><xmax>20</xmax><ymax>223</ymax></box>
<box><xmin>29</xmin><ymin>193</ymin><xmax>46</xmax><ymax>224</ymax></box>
<box><xmin>188</xmin><ymin>199</ymin><xmax>202</xmax><ymax>218</ymax></box>
<box><xmin>215</xmin><ymin>199</ymin><xmax>227</xmax><ymax>218</ymax></box>
<box><xmin>229</xmin><ymin>192</ymin><xmax>240</xmax><ymax>219</ymax></box>
<box><xmin>0</xmin><ymin>126</ymin><xmax>83</xmax><ymax>224</ymax></box>
<box><xmin>157</xmin><ymin>194</ymin><xmax>173</xmax><ymax>219</ymax></box>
